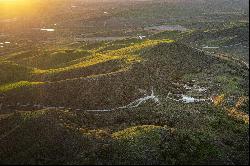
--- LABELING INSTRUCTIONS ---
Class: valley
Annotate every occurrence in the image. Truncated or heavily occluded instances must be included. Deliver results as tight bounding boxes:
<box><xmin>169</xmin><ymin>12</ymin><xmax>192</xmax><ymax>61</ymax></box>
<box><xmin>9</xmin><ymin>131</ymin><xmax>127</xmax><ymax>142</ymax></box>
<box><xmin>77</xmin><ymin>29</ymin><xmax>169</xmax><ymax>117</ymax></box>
<box><xmin>0</xmin><ymin>0</ymin><xmax>249</xmax><ymax>165</ymax></box>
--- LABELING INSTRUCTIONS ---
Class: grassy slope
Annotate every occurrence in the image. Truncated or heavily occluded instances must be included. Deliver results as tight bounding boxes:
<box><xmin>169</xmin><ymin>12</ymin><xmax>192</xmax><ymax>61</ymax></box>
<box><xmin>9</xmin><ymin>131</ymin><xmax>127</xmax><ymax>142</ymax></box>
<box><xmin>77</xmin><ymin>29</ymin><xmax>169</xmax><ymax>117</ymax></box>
<box><xmin>0</xmin><ymin>35</ymin><xmax>249</xmax><ymax>164</ymax></box>
<box><xmin>1</xmin><ymin>40</ymin><xmax>219</xmax><ymax>109</ymax></box>
<box><xmin>0</xmin><ymin>101</ymin><xmax>248</xmax><ymax>165</ymax></box>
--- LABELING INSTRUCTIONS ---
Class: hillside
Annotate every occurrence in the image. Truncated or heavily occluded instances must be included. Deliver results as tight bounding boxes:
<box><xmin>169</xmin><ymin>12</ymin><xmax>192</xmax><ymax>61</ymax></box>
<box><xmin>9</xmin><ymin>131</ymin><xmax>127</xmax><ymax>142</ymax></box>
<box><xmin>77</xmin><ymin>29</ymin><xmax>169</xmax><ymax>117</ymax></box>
<box><xmin>0</xmin><ymin>37</ymin><xmax>249</xmax><ymax>165</ymax></box>
<box><xmin>0</xmin><ymin>0</ymin><xmax>249</xmax><ymax>165</ymax></box>
<box><xmin>1</xmin><ymin>39</ymin><xmax>244</xmax><ymax>110</ymax></box>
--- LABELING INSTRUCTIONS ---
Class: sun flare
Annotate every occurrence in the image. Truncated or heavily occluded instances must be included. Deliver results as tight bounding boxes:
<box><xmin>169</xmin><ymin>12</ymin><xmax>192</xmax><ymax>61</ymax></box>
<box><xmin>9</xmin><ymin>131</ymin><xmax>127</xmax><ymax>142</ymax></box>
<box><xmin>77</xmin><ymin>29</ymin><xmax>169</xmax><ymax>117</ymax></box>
<box><xmin>0</xmin><ymin>0</ymin><xmax>25</xmax><ymax>3</ymax></box>
<box><xmin>0</xmin><ymin>0</ymin><xmax>37</xmax><ymax>18</ymax></box>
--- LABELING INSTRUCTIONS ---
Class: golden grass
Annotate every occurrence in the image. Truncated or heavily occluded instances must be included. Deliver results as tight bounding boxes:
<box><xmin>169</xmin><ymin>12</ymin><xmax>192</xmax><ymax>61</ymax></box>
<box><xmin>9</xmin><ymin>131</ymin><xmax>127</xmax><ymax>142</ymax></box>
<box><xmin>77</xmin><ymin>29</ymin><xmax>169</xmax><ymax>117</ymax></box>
<box><xmin>213</xmin><ymin>94</ymin><xmax>249</xmax><ymax>124</ymax></box>
<box><xmin>227</xmin><ymin>96</ymin><xmax>249</xmax><ymax>124</ymax></box>
<box><xmin>0</xmin><ymin>81</ymin><xmax>44</xmax><ymax>93</ymax></box>
<box><xmin>32</xmin><ymin>39</ymin><xmax>174</xmax><ymax>75</ymax></box>
<box><xmin>112</xmin><ymin>125</ymin><xmax>162</xmax><ymax>139</ymax></box>
<box><xmin>212</xmin><ymin>94</ymin><xmax>225</xmax><ymax>107</ymax></box>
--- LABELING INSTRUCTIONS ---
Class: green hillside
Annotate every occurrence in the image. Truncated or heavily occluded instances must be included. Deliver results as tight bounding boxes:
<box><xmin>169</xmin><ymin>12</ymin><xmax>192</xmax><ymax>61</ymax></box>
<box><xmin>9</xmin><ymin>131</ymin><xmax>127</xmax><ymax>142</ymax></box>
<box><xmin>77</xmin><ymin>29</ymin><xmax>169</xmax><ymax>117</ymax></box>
<box><xmin>0</xmin><ymin>0</ymin><xmax>249</xmax><ymax>165</ymax></box>
<box><xmin>0</xmin><ymin>36</ymin><xmax>249</xmax><ymax>164</ymax></box>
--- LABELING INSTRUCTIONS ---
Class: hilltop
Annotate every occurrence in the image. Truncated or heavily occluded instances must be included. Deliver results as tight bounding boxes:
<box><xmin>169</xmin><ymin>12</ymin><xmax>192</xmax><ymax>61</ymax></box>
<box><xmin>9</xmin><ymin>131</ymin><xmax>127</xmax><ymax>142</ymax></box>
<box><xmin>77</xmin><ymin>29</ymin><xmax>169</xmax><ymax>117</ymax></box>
<box><xmin>0</xmin><ymin>0</ymin><xmax>249</xmax><ymax>165</ymax></box>
<box><xmin>0</xmin><ymin>37</ymin><xmax>249</xmax><ymax>164</ymax></box>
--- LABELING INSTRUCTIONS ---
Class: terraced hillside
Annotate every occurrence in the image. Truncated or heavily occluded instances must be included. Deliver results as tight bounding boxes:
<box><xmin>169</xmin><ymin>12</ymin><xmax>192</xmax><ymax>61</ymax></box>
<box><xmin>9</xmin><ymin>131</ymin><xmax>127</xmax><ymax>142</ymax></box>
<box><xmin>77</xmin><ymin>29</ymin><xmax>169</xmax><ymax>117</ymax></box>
<box><xmin>0</xmin><ymin>36</ymin><xmax>249</xmax><ymax>164</ymax></box>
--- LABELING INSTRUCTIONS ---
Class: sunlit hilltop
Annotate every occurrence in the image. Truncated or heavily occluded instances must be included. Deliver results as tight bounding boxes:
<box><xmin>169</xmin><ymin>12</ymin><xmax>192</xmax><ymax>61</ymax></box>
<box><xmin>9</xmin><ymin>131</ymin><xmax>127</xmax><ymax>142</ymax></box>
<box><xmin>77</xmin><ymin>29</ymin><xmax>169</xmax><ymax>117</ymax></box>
<box><xmin>0</xmin><ymin>0</ymin><xmax>249</xmax><ymax>165</ymax></box>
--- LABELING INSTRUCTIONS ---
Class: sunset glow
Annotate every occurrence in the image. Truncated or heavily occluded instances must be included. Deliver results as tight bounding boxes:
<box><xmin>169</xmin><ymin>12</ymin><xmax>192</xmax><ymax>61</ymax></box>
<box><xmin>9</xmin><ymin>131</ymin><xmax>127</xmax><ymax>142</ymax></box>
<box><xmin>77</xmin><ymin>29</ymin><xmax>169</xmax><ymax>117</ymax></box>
<box><xmin>0</xmin><ymin>0</ymin><xmax>249</xmax><ymax>164</ymax></box>
<box><xmin>0</xmin><ymin>0</ymin><xmax>38</xmax><ymax>18</ymax></box>
<box><xmin>0</xmin><ymin>0</ymin><xmax>27</xmax><ymax>4</ymax></box>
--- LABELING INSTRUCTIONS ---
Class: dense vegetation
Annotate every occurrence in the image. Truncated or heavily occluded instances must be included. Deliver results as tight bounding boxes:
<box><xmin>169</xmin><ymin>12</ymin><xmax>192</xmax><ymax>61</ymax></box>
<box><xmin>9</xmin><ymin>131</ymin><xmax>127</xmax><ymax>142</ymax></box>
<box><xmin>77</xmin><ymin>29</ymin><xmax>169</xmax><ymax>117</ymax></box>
<box><xmin>0</xmin><ymin>0</ymin><xmax>249</xmax><ymax>165</ymax></box>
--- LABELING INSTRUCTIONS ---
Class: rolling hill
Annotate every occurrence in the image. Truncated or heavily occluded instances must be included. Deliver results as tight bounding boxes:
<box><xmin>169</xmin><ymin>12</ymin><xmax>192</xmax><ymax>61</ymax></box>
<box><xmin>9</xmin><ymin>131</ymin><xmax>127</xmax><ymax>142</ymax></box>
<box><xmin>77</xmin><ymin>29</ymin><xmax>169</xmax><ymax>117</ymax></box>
<box><xmin>0</xmin><ymin>0</ymin><xmax>249</xmax><ymax>164</ymax></box>
<box><xmin>0</xmin><ymin>36</ymin><xmax>249</xmax><ymax>164</ymax></box>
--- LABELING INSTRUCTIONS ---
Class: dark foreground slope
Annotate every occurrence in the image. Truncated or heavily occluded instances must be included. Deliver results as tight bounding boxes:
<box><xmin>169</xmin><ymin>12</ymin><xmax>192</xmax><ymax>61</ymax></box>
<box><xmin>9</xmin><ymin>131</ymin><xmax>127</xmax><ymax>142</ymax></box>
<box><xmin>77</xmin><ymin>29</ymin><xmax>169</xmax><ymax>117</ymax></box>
<box><xmin>0</xmin><ymin>101</ymin><xmax>248</xmax><ymax>165</ymax></box>
<box><xmin>0</xmin><ymin>40</ymin><xmax>249</xmax><ymax>165</ymax></box>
